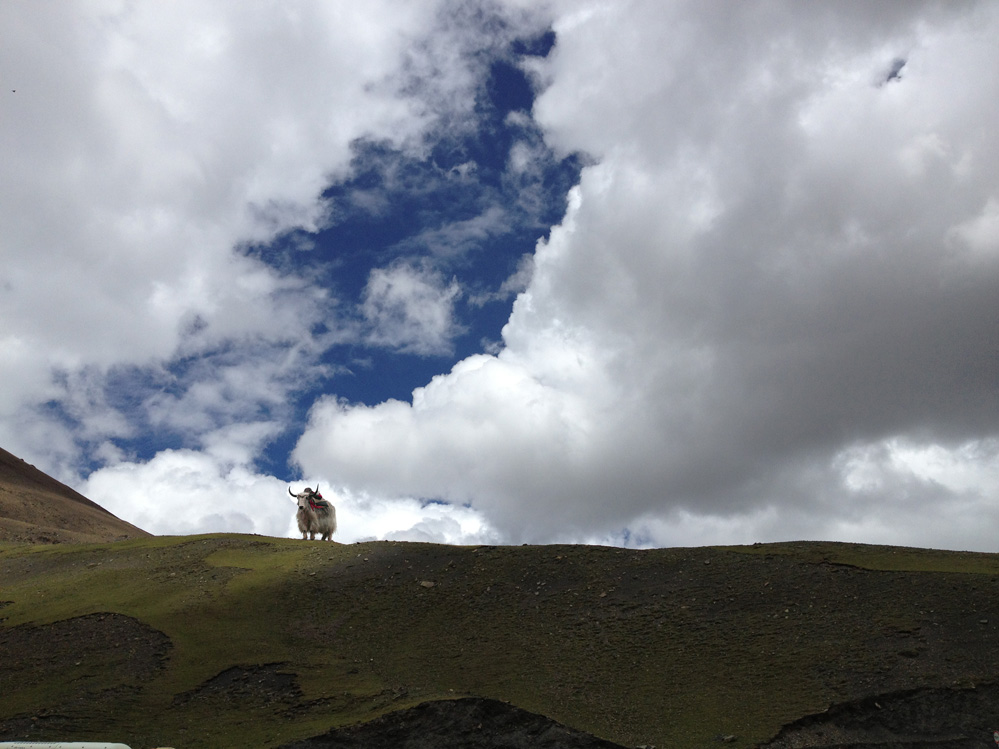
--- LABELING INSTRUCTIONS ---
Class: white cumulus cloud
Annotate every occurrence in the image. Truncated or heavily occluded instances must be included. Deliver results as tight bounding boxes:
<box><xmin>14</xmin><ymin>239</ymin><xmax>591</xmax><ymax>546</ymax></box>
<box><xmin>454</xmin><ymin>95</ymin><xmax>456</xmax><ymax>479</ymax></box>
<box><xmin>362</xmin><ymin>262</ymin><xmax>464</xmax><ymax>355</ymax></box>
<box><xmin>294</xmin><ymin>0</ymin><xmax>999</xmax><ymax>549</ymax></box>
<box><xmin>6</xmin><ymin>1</ymin><xmax>999</xmax><ymax>551</ymax></box>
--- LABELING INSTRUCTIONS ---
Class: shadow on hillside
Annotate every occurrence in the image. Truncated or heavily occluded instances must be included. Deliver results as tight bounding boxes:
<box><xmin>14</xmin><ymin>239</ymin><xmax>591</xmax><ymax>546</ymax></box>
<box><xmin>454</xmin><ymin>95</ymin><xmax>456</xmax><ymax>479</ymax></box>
<box><xmin>277</xmin><ymin>697</ymin><xmax>629</xmax><ymax>749</ymax></box>
<box><xmin>762</xmin><ymin>683</ymin><xmax>999</xmax><ymax>749</ymax></box>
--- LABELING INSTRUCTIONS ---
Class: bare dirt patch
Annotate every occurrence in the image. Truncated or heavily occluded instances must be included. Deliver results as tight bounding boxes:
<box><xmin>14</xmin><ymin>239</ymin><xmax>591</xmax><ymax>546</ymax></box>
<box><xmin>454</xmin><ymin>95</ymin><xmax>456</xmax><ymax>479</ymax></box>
<box><xmin>0</xmin><ymin>612</ymin><xmax>171</xmax><ymax>741</ymax></box>
<box><xmin>173</xmin><ymin>663</ymin><xmax>304</xmax><ymax>710</ymax></box>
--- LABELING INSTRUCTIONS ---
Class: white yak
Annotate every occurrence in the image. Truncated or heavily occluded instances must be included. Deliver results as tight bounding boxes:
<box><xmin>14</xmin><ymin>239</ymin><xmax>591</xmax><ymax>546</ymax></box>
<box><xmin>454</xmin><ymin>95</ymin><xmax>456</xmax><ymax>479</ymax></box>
<box><xmin>288</xmin><ymin>485</ymin><xmax>337</xmax><ymax>541</ymax></box>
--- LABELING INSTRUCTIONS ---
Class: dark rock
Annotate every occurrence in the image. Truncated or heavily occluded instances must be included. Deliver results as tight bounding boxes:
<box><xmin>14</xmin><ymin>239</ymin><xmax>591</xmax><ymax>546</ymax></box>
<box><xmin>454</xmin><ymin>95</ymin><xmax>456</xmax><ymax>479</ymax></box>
<box><xmin>278</xmin><ymin>697</ymin><xmax>629</xmax><ymax>749</ymax></box>
<box><xmin>761</xmin><ymin>683</ymin><xmax>999</xmax><ymax>749</ymax></box>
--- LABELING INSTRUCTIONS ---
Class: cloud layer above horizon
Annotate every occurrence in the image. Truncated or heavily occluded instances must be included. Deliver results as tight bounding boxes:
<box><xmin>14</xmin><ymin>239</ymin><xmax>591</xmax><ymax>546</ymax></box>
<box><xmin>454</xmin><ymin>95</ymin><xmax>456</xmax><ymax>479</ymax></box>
<box><xmin>3</xmin><ymin>1</ymin><xmax>998</xmax><ymax>550</ymax></box>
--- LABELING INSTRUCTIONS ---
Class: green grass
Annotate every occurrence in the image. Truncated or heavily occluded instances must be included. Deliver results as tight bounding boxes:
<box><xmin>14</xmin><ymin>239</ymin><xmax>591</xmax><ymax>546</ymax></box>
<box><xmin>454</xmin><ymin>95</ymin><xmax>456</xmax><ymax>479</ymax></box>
<box><xmin>3</xmin><ymin>537</ymin><xmax>999</xmax><ymax>748</ymax></box>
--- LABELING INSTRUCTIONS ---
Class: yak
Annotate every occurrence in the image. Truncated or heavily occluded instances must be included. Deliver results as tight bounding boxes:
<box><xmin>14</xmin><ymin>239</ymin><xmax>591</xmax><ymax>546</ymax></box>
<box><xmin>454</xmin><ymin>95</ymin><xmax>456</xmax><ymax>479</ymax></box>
<box><xmin>289</xmin><ymin>485</ymin><xmax>337</xmax><ymax>541</ymax></box>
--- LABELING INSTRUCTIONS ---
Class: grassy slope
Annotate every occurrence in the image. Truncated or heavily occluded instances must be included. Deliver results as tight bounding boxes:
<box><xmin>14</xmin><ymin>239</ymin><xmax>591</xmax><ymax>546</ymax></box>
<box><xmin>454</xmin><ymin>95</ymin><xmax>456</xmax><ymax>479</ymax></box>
<box><xmin>2</xmin><ymin>536</ymin><xmax>999</xmax><ymax>749</ymax></box>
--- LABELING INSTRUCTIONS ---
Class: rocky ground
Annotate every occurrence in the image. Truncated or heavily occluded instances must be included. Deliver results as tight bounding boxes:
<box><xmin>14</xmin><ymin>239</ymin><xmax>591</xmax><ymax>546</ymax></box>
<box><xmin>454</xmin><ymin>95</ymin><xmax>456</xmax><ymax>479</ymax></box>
<box><xmin>277</xmin><ymin>697</ymin><xmax>631</xmax><ymax>749</ymax></box>
<box><xmin>764</xmin><ymin>683</ymin><xmax>999</xmax><ymax>749</ymax></box>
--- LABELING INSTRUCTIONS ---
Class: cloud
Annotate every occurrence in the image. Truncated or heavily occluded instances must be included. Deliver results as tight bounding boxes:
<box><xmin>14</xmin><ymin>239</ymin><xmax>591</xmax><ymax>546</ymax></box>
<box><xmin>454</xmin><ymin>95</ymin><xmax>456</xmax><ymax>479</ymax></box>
<box><xmin>345</xmin><ymin>495</ymin><xmax>499</xmax><ymax>545</ymax></box>
<box><xmin>84</xmin><ymin>449</ymin><xmax>293</xmax><ymax>537</ymax></box>
<box><xmin>361</xmin><ymin>261</ymin><xmax>464</xmax><ymax>355</ymax></box>
<box><xmin>0</xmin><ymin>1</ymin><xmax>449</xmax><ymax>452</ymax></box>
<box><xmin>295</xmin><ymin>1</ymin><xmax>999</xmax><ymax>549</ymax></box>
<box><xmin>6</xmin><ymin>1</ymin><xmax>999</xmax><ymax>552</ymax></box>
<box><xmin>949</xmin><ymin>197</ymin><xmax>999</xmax><ymax>264</ymax></box>
<box><xmin>0</xmin><ymin>0</ymin><xmax>553</xmax><ymax>471</ymax></box>
<box><xmin>83</xmin><ymin>447</ymin><xmax>497</xmax><ymax>544</ymax></box>
<box><xmin>468</xmin><ymin>253</ymin><xmax>535</xmax><ymax>308</ymax></box>
<box><xmin>399</xmin><ymin>205</ymin><xmax>511</xmax><ymax>260</ymax></box>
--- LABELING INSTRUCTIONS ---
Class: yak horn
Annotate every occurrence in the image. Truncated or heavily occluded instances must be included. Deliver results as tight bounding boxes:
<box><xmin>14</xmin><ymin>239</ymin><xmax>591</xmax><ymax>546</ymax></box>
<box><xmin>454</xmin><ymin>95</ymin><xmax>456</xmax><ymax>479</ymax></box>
<box><xmin>289</xmin><ymin>487</ymin><xmax>296</xmax><ymax>497</ymax></box>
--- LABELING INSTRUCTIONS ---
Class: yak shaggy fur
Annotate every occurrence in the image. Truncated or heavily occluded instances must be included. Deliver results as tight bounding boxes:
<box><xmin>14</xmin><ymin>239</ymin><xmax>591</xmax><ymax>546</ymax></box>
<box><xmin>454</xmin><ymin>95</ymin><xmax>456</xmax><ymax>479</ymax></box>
<box><xmin>290</xmin><ymin>487</ymin><xmax>337</xmax><ymax>541</ymax></box>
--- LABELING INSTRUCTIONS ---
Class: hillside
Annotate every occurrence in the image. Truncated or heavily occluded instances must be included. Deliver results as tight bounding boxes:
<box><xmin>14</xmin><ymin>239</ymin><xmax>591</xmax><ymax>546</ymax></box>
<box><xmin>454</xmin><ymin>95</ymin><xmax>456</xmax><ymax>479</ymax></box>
<box><xmin>0</xmin><ymin>447</ymin><xmax>149</xmax><ymax>543</ymax></box>
<box><xmin>2</xmin><ymin>535</ymin><xmax>999</xmax><ymax>748</ymax></box>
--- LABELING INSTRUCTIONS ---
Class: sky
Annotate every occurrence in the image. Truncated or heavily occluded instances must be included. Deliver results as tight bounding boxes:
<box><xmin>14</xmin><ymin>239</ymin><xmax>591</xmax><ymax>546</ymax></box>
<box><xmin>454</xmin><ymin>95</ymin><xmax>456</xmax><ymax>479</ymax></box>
<box><xmin>2</xmin><ymin>1</ymin><xmax>998</xmax><ymax>551</ymax></box>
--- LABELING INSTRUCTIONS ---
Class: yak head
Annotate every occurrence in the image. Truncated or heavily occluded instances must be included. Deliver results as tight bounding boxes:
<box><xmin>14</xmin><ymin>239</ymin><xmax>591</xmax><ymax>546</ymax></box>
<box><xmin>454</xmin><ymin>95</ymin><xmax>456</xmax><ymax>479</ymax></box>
<box><xmin>289</xmin><ymin>485</ymin><xmax>322</xmax><ymax>511</ymax></box>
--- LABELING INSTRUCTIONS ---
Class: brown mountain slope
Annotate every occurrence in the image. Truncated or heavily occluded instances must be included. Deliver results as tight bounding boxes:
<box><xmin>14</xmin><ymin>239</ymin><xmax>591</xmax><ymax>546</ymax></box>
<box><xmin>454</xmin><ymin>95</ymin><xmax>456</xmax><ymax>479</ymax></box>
<box><xmin>0</xmin><ymin>446</ymin><xmax>149</xmax><ymax>543</ymax></box>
